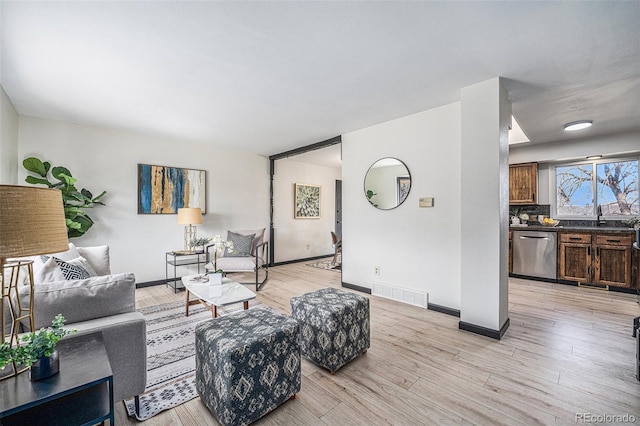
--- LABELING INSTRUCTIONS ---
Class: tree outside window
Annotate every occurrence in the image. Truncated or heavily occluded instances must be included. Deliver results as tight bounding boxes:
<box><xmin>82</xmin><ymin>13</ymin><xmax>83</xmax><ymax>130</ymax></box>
<box><xmin>555</xmin><ymin>159</ymin><xmax>639</xmax><ymax>217</ymax></box>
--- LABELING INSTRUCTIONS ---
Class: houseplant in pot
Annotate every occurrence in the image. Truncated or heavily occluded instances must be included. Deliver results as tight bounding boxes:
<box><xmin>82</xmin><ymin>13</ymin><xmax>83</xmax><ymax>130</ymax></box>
<box><xmin>207</xmin><ymin>235</ymin><xmax>234</xmax><ymax>284</ymax></box>
<box><xmin>190</xmin><ymin>237</ymin><xmax>212</xmax><ymax>254</ymax></box>
<box><xmin>0</xmin><ymin>314</ymin><xmax>76</xmax><ymax>381</ymax></box>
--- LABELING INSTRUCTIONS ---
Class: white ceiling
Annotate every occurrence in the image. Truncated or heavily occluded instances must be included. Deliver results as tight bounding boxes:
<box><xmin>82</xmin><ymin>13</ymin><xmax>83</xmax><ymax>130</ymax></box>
<box><xmin>1</xmin><ymin>1</ymin><xmax>638</xmax><ymax>157</ymax></box>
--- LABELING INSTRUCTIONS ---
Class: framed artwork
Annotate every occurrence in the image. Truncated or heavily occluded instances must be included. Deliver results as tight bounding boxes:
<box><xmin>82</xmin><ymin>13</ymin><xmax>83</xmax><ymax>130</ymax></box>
<box><xmin>397</xmin><ymin>176</ymin><xmax>410</xmax><ymax>205</ymax></box>
<box><xmin>294</xmin><ymin>183</ymin><xmax>321</xmax><ymax>219</ymax></box>
<box><xmin>138</xmin><ymin>164</ymin><xmax>206</xmax><ymax>214</ymax></box>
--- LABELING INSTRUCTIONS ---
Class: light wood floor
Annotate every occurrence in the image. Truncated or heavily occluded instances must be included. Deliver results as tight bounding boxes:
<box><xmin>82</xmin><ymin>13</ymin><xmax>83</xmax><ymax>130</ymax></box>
<box><xmin>116</xmin><ymin>262</ymin><xmax>640</xmax><ymax>425</ymax></box>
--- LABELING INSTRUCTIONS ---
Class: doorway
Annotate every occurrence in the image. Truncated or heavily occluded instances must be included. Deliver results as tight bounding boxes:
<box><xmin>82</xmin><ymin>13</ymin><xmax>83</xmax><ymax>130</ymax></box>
<box><xmin>268</xmin><ymin>136</ymin><xmax>342</xmax><ymax>265</ymax></box>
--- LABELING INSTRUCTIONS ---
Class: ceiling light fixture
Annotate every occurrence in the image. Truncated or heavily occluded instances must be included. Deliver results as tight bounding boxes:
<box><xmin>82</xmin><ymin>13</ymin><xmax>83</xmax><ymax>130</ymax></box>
<box><xmin>564</xmin><ymin>120</ymin><xmax>593</xmax><ymax>131</ymax></box>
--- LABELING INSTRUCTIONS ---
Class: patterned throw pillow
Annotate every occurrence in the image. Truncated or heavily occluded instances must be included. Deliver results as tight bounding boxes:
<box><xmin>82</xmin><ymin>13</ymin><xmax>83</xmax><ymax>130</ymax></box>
<box><xmin>40</xmin><ymin>256</ymin><xmax>91</xmax><ymax>280</ymax></box>
<box><xmin>225</xmin><ymin>231</ymin><xmax>255</xmax><ymax>257</ymax></box>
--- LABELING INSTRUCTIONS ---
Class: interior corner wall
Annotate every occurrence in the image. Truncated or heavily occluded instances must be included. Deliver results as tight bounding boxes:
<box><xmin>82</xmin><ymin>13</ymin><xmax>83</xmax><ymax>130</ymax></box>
<box><xmin>460</xmin><ymin>77</ymin><xmax>510</xmax><ymax>332</ymax></box>
<box><xmin>342</xmin><ymin>102</ymin><xmax>462</xmax><ymax>310</ymax></box>
<box><xmin>273</xmin><ymin>159</ymin><xmax>341</xmax><ymax>263</ymax></box>
<box><xmin>17</xmin><ymin>115</ymin><xmax>270</xmax><ymax>282</ymax></box>
<box><xmin>0</xmin><ymin>86</ymin><xmax>19</xmax><ymax>184</ymax></box>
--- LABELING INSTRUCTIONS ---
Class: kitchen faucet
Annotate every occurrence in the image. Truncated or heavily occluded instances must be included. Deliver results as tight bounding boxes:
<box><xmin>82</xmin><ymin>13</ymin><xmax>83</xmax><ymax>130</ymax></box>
<box><xmin>597</xmin><ymin>205</ymin><xmax>606</xmax><ymax>227</ymax></box>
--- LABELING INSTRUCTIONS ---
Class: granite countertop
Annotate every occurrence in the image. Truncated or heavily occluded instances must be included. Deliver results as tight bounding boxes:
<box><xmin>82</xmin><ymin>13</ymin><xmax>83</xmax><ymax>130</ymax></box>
<box><xmin>510</xmin><ymin>224</ymin><xmax>636</xmax><ymax>234</ymax></box>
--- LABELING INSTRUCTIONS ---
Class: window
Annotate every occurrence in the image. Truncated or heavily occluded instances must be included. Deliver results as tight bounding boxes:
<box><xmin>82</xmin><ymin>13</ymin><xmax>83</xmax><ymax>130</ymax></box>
<box><xmin>554</xmin><ymin>158</ymin><xmax>639</xmax><ymax>218</ymax></box>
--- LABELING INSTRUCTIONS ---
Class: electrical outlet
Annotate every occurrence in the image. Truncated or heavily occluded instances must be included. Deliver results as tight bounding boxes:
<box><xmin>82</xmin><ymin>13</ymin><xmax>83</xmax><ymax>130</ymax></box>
<box><xmin>374</xmin><ymin>266</ymin><xmax>380</xmax><ymax>275</ymax></box>
<box><xmin>306</xmin><ymin>244</ymin><xmax>310</xmax><ymax>250</ymax></box>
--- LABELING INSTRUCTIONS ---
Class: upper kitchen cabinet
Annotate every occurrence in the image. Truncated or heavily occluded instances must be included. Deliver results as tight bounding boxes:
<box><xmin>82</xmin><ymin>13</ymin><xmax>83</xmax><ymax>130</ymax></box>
<box><xmin>509</xmin><ymin>162</ymin><xmax>538</xmax><ymax>204</ymax></box>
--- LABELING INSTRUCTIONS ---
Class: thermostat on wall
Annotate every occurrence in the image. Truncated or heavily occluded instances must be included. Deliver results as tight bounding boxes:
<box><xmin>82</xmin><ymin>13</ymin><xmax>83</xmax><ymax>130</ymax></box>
<box><xmin>419</xmin><ymin>197</ymin><xmax>434</xmax><ymax>208</ymax></box>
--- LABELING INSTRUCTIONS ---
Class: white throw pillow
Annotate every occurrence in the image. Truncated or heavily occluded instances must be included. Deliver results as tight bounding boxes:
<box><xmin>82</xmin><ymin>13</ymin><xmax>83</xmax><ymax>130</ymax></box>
<box><xmin>76</xmin><ymin>245</ymin><xmax>110</xmax><ymax>276</ymax></box>
<box><xmin>33</xmin><ymin>256</ymin><xmax>66</xmax><ymax>284</ymax></box>
<box><xmin>47</xmin><ymin>243</ymin><xmax>82</xmax><ymax>262</ymax></box>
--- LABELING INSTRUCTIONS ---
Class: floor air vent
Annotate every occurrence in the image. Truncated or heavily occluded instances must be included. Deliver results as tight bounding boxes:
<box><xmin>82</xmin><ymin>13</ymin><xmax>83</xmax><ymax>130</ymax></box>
<box><xmin>372</xmin><ymin>282</ymin><xmax>428</xmax><ymax>308</ymax></box>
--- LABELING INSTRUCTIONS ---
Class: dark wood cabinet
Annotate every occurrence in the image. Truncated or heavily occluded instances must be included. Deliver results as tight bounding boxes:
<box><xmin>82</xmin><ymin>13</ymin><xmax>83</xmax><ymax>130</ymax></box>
<box><xmin>559</xmin><ymin>233</ymin><xmax>592</xmax><ymax>282</ymax></box>
<box><xmin>593</xmin><ymin>235</ymin><xmax>633</xmax><ymax>287</ymax></box>
<box><xmin>559</xmin><ymin>232</ymin><xmax>633</xmax><ymax>288</ymax></box>
<box><xmin>509</xmin><ymin>162</ymin><xmax>538</xmax><ymax>204</ymax></box>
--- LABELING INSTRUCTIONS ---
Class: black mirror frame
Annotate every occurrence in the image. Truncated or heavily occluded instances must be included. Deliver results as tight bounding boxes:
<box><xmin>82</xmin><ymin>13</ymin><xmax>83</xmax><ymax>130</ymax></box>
<box><xmin>363</xmin><ymin>157</ymin><xmax>411</xmax><ymax>210</ymax></box>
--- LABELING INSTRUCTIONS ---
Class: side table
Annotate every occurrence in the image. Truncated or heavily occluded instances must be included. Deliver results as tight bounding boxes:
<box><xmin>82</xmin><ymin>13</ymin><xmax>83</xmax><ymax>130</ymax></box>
<box><xmin>0</xmin><ymin>332</ymin><xmax>114</xmax><ymax>426</ymax></box>
<box><xmin>166</xmin><ymin>251</ymin><xmax>208</xmax><ymax>293</ymax></box>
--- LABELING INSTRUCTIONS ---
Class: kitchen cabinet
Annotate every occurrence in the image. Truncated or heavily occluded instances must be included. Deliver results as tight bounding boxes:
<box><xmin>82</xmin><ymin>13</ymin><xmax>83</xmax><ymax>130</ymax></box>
<box><xmin>594</xmin><ymin>234</ymin><xmax>633</xmax><ymax>287</ymax></box>
<box><xmin>559</xmin><ymin>232</ymin><xmax>633</xmax><ymax>288</ymax></box>
<box><xmin>509</xmin><ymin>162</ymin><xmax>538</xmax><ymax>204</ymax></box>
<box><xmin>559</xmin><ymin>233</ymin><xmax>592</xmax><ymax>283</ymax></box>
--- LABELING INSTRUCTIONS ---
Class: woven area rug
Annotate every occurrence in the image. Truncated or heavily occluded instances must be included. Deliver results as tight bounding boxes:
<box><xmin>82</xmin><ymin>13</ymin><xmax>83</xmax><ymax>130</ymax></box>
<box><xmin>306</xmin><ymin>257</ymin><xmax>341</xmax><ymax>272</ymax></box>
<box><xmin>124</xmin><ymin>298</ymin><xmax>264</xmax><ymax>421</ymax></box>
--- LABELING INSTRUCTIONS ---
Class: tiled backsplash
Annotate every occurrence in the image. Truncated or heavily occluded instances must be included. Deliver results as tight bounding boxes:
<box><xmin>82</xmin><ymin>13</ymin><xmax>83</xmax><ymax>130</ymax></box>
<box><xmin>509</xmin><ymin>204</ymin><xmax>550</xmax><ymax>219</ymax></box>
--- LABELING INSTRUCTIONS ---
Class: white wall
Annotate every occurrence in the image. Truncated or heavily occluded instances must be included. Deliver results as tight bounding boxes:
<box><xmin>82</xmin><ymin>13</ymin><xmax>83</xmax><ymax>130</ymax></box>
<box><xmin>17</xmin><ymin>116</ymin><xmax>270</xmax><ymax>282</ymax></box>
<box><xmin>460</xmin><ymin>78</ymin><xmax>510</xmax><ymax>332</ymax></box>
<box><xmin>0</xmin><ymin>86</ymin><xmax>19</xmax><ymax>184</ymax></box>
<box><xmin>273</xmin><ymin>158</ymin><xmax>341</xmax><ymax>262</ymax></box>
<box><xmin>342</xmin><ymin>102</ymin><xmax>462</xmax><ymax>309</ymax></box>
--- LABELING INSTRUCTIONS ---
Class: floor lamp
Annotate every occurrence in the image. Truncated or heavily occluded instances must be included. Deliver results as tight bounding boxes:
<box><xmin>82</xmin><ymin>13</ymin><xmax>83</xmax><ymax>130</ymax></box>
<box><xmin>177</xmin><ymin>207</ymin><xmax>203</xmax><ymax>252</ymax></box>
<box><xmin>0</xmin><ymin>185</ymin><xmax>69</xmax><ymax>379</ymax></box>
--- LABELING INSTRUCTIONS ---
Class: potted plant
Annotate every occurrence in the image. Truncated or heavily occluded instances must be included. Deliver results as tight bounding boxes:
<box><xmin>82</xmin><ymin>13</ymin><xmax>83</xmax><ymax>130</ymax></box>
<box><xmin>0</xmin><ymin>314</ymin><xmax>76</xmax><ymax>381</ymax></box>
<box><xmin>207</xmin><ymin>235</ymin><xmax>234</xmax><ymax>284</ymax></box>
<box><xmin>510</xmin><ymin>208</ymin><xmax>521</xmax><ymax>225</ymax></box>
<box><xmin>190</xmin><ymin>237</ymin><xmax>212</xmax><ymax>254</ymax></box>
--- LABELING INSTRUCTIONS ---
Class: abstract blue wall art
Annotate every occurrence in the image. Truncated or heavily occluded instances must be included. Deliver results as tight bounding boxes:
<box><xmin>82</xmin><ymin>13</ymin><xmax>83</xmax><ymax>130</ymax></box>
<box><xmin>138</xmin><ymin>164</ymin><xmax>206</xmax><ymax>214</ymax></box>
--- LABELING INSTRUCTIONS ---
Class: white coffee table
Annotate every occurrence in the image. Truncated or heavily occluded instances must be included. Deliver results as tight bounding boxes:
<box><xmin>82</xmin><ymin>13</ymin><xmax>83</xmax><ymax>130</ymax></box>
<box><xmin>182</xmin><ymin>274</ymin><xmax>256</xmax><ymax>318</ymax></box>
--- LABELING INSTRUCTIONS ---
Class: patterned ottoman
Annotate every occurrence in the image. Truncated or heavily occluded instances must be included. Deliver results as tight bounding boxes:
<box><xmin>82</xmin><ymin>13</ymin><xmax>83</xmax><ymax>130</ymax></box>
<box><xmin>290</xmin><ymin>287</ymin><xmax>370</xmax><ymax>373</ymax></box>
<box><xmin>195</xmin><ymin>307</ymin><xmax>301</xmax><ymax>426</ymax></box>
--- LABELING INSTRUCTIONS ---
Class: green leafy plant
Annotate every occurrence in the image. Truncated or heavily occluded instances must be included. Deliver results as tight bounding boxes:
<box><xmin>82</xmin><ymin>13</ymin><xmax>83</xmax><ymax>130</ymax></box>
<box><xmin>622</xmin><ymin>217</ymin><xmax>640</xmax><ymax>229</ymax></box>
<box><xmin>190</xmin><ymin>237</ymin><xmax>212</xmax><ymax>248</ymax></box>
<box><xmin>0</xmin><ymin>314</ymin><xmax>76</xmax><ymax>369</ymax></box>
<box><xmin>23</xmin><ymin>157</ymin><xmax>106</xmax><ymax>238</ymax></box>
<box><xmin>366</xmin><ymin>189</ymin><xmax>378</xmax><ymax>208</ymax></box>
<box><xmin>509</xmin><ymin>207</ymin><xmax>522</xmax><ymax>218</ymax></box>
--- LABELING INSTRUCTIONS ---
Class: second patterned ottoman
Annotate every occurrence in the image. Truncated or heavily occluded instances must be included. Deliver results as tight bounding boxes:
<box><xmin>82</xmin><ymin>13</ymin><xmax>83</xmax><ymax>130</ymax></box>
<box><xmin>195</xmin><ymin>307</ymin><xmax>301</xmax><ymax>426</ymax></box>
<box><xmin>290</xmin><ymin>287</ymin><xmax>370</xmax><ymax>373</ymax></box>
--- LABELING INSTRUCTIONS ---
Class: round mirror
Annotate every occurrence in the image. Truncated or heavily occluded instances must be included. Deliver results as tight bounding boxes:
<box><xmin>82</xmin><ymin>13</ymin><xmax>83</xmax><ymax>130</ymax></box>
<box><xmin>364</xmin><ymin>158</ymin><xmax>411</xmax><ymax>210</ymax></box>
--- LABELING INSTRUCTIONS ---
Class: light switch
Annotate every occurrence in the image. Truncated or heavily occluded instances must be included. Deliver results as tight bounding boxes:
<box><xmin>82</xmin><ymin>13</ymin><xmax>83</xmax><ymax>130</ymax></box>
<box><xmin>419</xmin><ymin>197</ymin><xmax>434</xmax><ymax>208</ymax></box>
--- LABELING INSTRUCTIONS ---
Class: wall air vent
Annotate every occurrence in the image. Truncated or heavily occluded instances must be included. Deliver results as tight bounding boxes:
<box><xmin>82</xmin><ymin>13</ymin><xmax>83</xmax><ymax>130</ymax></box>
<box><xmin>372</xmin><ymin>281</ymin><xmax>428</xmax><ymax>308</ymax></box>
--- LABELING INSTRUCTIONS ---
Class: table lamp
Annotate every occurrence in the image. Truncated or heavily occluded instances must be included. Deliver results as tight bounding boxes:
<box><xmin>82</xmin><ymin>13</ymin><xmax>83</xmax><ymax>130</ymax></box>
<box><xmin>0</xmin><ymin>185</ymin><xmax>69</xmax><ymax>378</ymax></box>
<box><xmin>177</xmin><ymin>207</ymin><xmax>202</xmax><ymax>252</ymax></box>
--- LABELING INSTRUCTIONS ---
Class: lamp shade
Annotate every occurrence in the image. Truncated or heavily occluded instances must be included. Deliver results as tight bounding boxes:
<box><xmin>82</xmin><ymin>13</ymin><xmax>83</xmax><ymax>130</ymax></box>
<box><xmin>177</xmin><ymin>207</ymin><xmax>203</xmax><ymax>225</ymax></box>
<box><xmin>0</xmin><ymin>185</ymin><xmax>69</xmax><ymax>259</ymax></box>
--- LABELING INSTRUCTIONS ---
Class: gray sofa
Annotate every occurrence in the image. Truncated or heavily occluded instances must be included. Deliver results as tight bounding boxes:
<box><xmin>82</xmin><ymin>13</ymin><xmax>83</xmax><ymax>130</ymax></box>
<box><xmin>7</xmin><ymin>245</ymin><xmax>147</xmax><ymax>405</ymax></box>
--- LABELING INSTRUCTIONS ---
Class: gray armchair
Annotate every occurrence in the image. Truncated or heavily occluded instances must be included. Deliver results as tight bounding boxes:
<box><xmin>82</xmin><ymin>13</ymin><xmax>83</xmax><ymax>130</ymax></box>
<box><xmin>206</xmin><ymin>228</ymin><xmax>269</xmax><ymax>291</ymax></box>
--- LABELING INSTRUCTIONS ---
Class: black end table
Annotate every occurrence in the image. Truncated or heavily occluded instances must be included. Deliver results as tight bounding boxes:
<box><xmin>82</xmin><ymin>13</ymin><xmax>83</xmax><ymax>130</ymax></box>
<box><xmin>0</xmin><ymin>332</ymin><xmax>114</xmax><ymax>426</ymax></box>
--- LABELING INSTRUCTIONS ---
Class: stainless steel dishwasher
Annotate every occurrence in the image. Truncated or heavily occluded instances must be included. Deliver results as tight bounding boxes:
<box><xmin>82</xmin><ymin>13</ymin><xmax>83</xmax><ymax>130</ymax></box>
<box><xmin>512</xmin><ymin>230</ymin><xmax>557</xmax><ymax>280</ymax></box>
